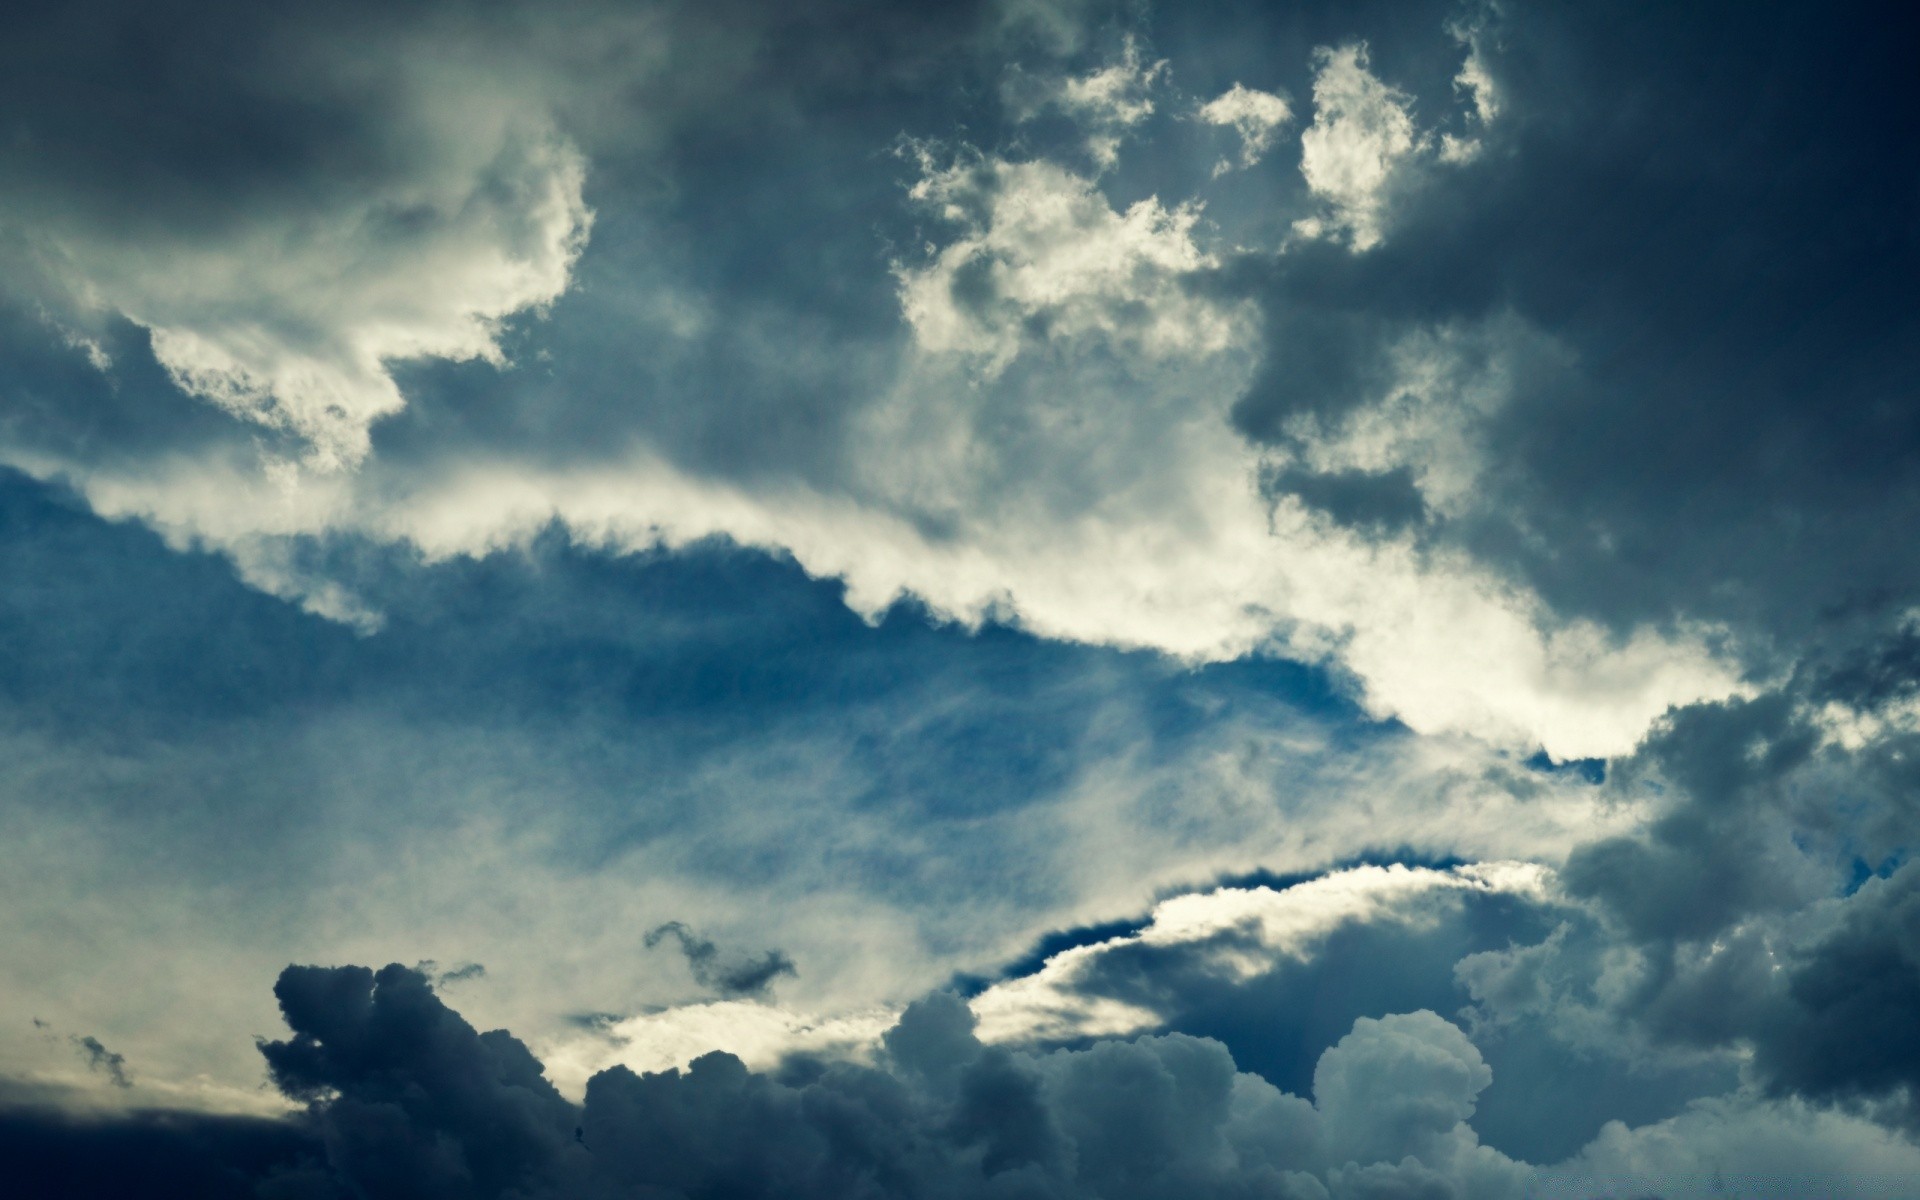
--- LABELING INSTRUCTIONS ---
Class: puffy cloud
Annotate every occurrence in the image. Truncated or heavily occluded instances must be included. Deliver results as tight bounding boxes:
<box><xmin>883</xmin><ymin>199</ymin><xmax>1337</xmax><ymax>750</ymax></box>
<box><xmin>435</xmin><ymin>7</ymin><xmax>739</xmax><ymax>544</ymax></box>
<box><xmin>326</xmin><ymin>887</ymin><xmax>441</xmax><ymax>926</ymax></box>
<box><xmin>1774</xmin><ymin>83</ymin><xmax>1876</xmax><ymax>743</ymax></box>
<box><xmin>231</xmin><ymin>965</ymin><xmax>1920</xmax><ymax>1199</ymax></box>
<box><xmin>1007</xmin><ymin>36</ymin><xmax>1169</xmax><ymax>167</ymax></box>
<box><xmin>1750</xmin><ymin>862</ymin><xmax>1920</xmax><ymax>1113</ymax></box>
<box><xmin>1198</xmin><ymin>84</ymin><xmax>1294</xmax><ymax>174</ymax></box>
<box><xmin>1538</xmin><ymin>1094</ymin><xmax>1920</xmax><ymax>1200</ymax></box>
<box><xmin>1292</xmin><ymin>44</ymin><xmax>1421</xmax><ymax>251</ymax></box>
<box><xmin>895</xmin><ymin>151</ymin><xmax>1239</xmax><ymax>372</ymax></box>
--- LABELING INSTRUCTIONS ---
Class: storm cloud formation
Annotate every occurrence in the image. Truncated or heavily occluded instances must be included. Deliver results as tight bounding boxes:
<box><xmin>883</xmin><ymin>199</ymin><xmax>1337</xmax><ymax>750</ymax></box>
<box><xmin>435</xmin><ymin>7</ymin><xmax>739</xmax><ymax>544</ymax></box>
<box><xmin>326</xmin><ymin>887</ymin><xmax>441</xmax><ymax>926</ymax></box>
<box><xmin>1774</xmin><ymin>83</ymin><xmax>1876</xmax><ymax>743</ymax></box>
<box><xmin>4</xmin><ymin>0</ymin><xmax>1920</xmax><ymax>1194</ymax></box>
<box><xmin>42</xmin><ymin>962</ymin><xmax>1909</xmax><ymax>1200</ymax></box>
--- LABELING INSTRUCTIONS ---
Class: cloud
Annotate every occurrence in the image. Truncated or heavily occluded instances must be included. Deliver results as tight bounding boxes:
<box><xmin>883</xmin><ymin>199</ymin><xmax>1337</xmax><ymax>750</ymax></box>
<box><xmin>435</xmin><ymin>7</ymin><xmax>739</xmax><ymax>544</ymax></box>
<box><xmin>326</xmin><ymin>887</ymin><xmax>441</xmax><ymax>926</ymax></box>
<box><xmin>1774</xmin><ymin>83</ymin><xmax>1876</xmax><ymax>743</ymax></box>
<box><xmin>1292</xmin><ymin>44</ymin><xmax>1421</xmax><ymax>251</ymax></box>
<box><xmin>70</xmin><ymin>1037</ymin><xmax>131</xmax><ymax>1089</ymax></box>
<box><xmin>1198</xmin><ymin>83</ymin><xmax>1294</xmax><ymax>174</ymax></box>
<box><xmin>0</xmin><ymin>471</ymin><xmax>1645</xmax><ymax>1114</ymax></box>
<box><xmin>0</xmin><ymin>1101</ymin><xmax>333</xmax><ymax>1200</ymax></box>
<box><xmin>1007</xmin><ymin>35</ymin><xmax>1168</xmax><ymax>167</ymax></box>
<box><xmin>1538</xmin><ymin>1094</ymin><xmax>1920</xmax><ymax>1200</ymax></box>
<box><xmin>0</xmin><ymin>2</ymin><xmax>1758</xmax><ymax>760</ymax></box>
<box><xmin>1750</xmin><ymin>861</ymin><xmax>1920</xmax><ymax>1113</ymax></box>
<box><xmin>969</xmin><ymin>862</ymin><xmax>1551</xmax><ymax>1044</ymax></box>
<box><xmin>0</xmin><ymin>1</ymin><xmax>593</xmax><ymax>472</ymax></box>
<box><xmin>196</xmin><ymin>965</ymin><xmax>1920</xmax><ymax>1196</ymax></box>
<box><xmin>895</xmin><ymin>150</ymin><xmax>1238</xmax><ymax>372</ymax></box>
<box><xmin>7</xmin><ymin>6</ymin><xmax>1920</xmax><ymax>1189</ymax></box>
<box><xmin>644</xmin><ymin>922</ymin><xmax>799</xmax><ymax>1000</ymax></box>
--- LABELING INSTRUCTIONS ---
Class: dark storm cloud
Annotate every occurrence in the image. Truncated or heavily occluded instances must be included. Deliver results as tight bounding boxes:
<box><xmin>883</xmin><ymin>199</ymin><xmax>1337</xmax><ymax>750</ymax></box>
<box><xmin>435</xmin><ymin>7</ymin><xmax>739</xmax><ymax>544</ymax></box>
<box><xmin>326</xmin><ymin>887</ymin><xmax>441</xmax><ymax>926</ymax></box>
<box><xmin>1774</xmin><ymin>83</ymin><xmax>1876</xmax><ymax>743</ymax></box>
<box><xmin>1753</xmin><ymin>862</ymin><xmax>1920</xmax><ymax>1114</ymax></box>
<box><xmin>644</xmin><ymin>922</ymin><xmax>798</xmax><ymax>1000</ymax></box>
<box><xmin>1207</xmin><ymin>0</ymin><xmax>1920</xmax><ymax>664</ymax></box>
<box><xmin>1560</xmin><ymin>694</ymin><xmax>1821</xmax><ymax>944</ymax></box>
<box><xmin>260</xmin><ymin>964</ymin><xmax>584</xmax><ymax>1199</ymax></box>
<box><xmin>214</xmin><ymin>965</ymin><xmax>1540</xmax><ymax>1198</ymax></box>
<box><xmin>1</xmin><ymin>1102</ymin><xmax>336</xmax><ymax>1200</ymax></box>
<box><xmin>963</xmin><ymin>867</ymin><xmax>1729</xmax><ymax>1163</ymax></box>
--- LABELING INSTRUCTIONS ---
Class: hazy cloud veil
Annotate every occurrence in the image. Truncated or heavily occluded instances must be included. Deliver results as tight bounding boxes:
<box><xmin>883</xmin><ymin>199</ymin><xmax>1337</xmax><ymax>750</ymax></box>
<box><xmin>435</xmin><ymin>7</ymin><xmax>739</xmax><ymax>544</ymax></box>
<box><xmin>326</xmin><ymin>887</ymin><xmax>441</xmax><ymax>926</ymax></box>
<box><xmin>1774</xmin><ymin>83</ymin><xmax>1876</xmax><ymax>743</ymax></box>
<box><xmin>3</xmin><ymin>0</ymin><xmax>1918</xmax><ymax>1197</ymax></box>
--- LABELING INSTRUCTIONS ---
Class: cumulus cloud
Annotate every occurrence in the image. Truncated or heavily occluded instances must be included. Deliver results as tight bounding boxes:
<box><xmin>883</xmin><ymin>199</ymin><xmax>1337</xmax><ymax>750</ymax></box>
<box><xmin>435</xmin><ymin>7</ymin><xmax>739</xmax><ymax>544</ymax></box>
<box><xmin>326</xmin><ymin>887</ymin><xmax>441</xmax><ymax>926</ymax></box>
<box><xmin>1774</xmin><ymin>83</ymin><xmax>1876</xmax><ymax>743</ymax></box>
<box><xmin>1198</xmin><ymin>83</ymin><xmax>1294</xmax><ymax>174</ymax></box>
<box><xmin>1007</xmin><ymin>36</ymin><xmax>1168</xmax><ymax>167</ymax></box>
<box><xmin>9</xmin><ymin>962</ymin><xmax>1846</xmax><ymax>1199</ymax></box>
<box><xmin>895</xmin><ymin>150</ymin><xmax>1237</xmax><ymax>372</ymax></box>
<box><xmin>1292</xmin><ymin>44</ymin><xmax>1421</xmax><ymax>251</ymax></box>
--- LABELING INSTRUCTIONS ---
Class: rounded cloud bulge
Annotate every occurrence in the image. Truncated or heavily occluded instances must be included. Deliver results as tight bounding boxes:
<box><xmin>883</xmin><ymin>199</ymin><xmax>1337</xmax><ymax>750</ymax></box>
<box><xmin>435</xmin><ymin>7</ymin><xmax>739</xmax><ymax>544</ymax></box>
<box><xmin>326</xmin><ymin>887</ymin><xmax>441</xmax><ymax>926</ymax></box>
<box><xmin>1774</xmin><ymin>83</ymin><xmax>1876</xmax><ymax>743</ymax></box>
<box><xmin>0</xmin><ymin>0</ymin><xmax>1764</xmax><ymax>761</ymax></box>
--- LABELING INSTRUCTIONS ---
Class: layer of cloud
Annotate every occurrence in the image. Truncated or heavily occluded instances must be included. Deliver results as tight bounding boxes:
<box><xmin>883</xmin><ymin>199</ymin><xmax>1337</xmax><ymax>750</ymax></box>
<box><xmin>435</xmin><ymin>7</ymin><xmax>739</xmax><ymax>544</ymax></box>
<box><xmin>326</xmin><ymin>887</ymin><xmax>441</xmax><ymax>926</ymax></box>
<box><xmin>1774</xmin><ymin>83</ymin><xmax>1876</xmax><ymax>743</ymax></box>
<box><xmin>0</xmin><ymin>1</ymin><xmax>1755</xmax><ymax>760</ymax></box>
<box><xmin>23</xmin><ymin>961</ymin><xmax>1920</xmax><ymax>1199</ymax></box>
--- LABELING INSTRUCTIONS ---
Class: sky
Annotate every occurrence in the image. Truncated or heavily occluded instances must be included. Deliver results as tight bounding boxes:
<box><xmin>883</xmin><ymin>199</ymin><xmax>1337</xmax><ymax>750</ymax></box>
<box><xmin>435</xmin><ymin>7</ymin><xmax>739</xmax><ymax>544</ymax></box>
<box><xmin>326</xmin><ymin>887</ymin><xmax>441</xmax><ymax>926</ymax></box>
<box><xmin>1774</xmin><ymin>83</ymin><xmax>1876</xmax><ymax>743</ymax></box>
<box><xmin>3</xmin><ymin>0</ymin><xmax>1919</xmax><ymax>1196</ymax></box>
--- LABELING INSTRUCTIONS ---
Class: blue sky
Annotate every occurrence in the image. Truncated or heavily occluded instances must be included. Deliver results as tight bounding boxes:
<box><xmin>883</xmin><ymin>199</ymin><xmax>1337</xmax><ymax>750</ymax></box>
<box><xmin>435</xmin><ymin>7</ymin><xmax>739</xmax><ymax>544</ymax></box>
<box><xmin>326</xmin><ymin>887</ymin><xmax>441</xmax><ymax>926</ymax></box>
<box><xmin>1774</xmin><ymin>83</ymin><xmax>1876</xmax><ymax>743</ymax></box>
<box><xmin>4</xmin><ymin>1</ymin><xmax>1920</xmax><ymax>1196</ymax></box>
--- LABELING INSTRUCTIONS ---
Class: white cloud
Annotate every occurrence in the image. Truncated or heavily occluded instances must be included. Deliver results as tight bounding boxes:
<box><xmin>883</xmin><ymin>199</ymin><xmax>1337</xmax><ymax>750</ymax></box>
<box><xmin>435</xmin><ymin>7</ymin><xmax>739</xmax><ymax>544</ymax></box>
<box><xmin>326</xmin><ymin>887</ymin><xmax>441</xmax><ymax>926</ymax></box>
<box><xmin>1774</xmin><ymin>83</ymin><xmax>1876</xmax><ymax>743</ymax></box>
<box><xmin>17</xmin><ymin>101</ymin><xmax>590</xmax><ymax>474</ymax></box>
<box><xmin>896</xmin><ymin>152</ymin><xmax>1239</xmax><ymax>374</ymax></box>
<box><xmin>1010</xmin><ymin>36</ymin><xmax>1168</xmax><ymax>168</ymax></box>
<box><xmin>540</xmin><ymin>1001</ymin><xmax>898</xmax><ymax>1095</ymax></box>
<box><xmin>0</xmin><ymin>25</ymin><xmax>1742</xmax><ymax>761</ymax></box>
<box><xmin>1438</xmin><ymin>12</ymin><xmax>1504</xmax><ymax>164</ymax></box>
<box><xmin>969</xmin><ymin>863</ymin><xmax>1553</xmax><ymax>1044</ymax></box>
<box><xmin>1293</xmin><ymin>43</ymin><xmax>1421</xmax><ymax>251</ymax></box>
<box><xmin>1198</xmin><ymin>83</ymin><xmax>1293</xmax><ymax>174</ymax></box>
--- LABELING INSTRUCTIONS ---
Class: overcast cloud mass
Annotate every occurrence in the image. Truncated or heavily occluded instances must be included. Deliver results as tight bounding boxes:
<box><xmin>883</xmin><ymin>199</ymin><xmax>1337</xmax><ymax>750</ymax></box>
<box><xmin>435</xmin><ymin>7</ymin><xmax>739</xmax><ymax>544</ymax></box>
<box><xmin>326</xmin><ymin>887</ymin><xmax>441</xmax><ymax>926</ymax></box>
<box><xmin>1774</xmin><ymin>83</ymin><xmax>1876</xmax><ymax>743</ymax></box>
<box><xmin>4</xmin><ymin>0</ymin><xmax>1919</xmax><ymax>1196</ymax></box>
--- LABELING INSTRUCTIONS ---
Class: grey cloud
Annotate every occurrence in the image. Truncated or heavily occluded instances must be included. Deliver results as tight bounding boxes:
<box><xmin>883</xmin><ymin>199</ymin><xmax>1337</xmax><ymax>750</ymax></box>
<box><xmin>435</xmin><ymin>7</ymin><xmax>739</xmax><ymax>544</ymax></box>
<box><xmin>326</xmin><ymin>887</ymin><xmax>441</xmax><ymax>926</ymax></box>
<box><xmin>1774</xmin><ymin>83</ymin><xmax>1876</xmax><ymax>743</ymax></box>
<box><xmin>1263</xmin><ymin>465</ymin><xmax>1428</xmax><ymax>535</ymax></box>
<box><xmin>12</xmin><ymin>941</ymin><xmax>1920</xmax><ymax>1199</ymax></box>
<box><xmin>1214</xmin><ymin>0</ymin><xmax>1920</xmax><ymax>674</ymax></box>
<box><xmin>1752</xmin><ymin>863</ymin><xmax>1920</xmax><ymax>1114</ymax></box>
<box><xmin>71</xmin><ymin>1035</ymin><xmax>132</xmax><ymax>1089</ymax></box>
<box><xmin>431</xmin><ymin>962</ymin><xmax>489</xmax><ymax>988</ymax></box>
<box><xmin>260</xmin><ymin>963</ymin><xmax>582</xmax><ymax>1199</ymax></box>
<box><xmin>250</xmin><ymin>963</ymin><xmax>1528</xmax><ymax>1199</ymax></box>
<box><xmin>645</xmin><ymin>922</ymin><xmax>798</xmax><ymax>1000</ymax></box>
<box><xmin>1560</xmin><ymin>694</ymin><xmax>1823</xmax><ymax>944</ymax></box>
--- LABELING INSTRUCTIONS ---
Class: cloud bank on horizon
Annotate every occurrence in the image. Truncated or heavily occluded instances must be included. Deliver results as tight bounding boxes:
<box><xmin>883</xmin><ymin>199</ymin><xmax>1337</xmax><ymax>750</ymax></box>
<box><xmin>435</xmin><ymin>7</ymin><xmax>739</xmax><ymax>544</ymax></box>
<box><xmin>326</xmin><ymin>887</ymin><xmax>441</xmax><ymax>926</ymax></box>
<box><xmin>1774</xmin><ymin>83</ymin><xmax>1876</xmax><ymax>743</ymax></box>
<box><xmin>4</xmin><ymin>0</ymin><xmax>1920</xmax><ymax>1196</ymax></box>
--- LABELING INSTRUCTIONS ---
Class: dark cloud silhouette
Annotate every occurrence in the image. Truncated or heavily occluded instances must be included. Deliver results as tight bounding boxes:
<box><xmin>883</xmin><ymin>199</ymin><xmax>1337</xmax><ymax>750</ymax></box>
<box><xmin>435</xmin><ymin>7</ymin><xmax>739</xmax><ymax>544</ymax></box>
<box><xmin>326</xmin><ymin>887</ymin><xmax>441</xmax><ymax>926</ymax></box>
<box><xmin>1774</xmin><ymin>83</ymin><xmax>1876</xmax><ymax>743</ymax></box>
<box><xmin>5</xmin><ymin>963</ymin><xmax>1546</xmax><ymax>1198</ymax></box>
<box><xmin>71</xmin><ymin>1035</ymin><xmax>131</xmax><ymax>1089</ymax></box>
<box><xmin>11</xmin><ymin>930</ymin><xmax>1920</xmax><ymax>1198</ymax></box>
<box><xmin>1213</xmin><ymin>0</ymin><xmax>1920</xmax><ymax>671</ymax></box>
<box><xmin>645</xmin><ymin>922</ymin><xmax>799</xmax><ymax>1000</ymax></box>
<box><xmin>259</xmin><ymin>963</ymin><xmax>582</xmax><ymax>1200</ymax></box>
<box><xmin>1560</xmin><ymin>694</ymin><xmax>1821</xmax><ymax>944</ymax></box>
<box><xmin>1754</xmin><ymin>862</ymin><xmax>1920</xmax><ymax>1115</ymax></box>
